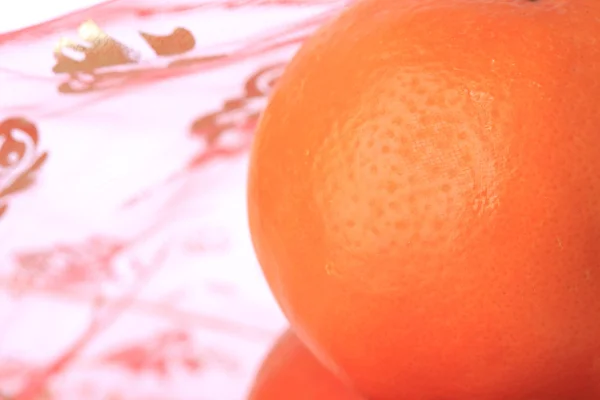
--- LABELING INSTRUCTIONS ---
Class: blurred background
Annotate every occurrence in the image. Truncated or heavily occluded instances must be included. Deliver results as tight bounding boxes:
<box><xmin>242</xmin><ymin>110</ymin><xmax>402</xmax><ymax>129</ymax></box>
<box><xmin>0</xmin><ymin>0</ymin><xmax>346</xmax><ymax>398</ymax></box>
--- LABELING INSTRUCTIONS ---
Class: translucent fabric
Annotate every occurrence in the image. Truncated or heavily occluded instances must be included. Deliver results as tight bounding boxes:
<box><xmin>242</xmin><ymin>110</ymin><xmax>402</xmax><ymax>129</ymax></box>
<box><xmin>0</xmin><ymin>0</ymin><xmax>346</xmax><ymax>398</ymax></box>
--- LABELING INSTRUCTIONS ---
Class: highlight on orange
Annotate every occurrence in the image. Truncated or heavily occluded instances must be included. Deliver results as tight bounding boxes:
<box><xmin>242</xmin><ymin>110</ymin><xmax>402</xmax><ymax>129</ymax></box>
<box><xmin>248</xmin><ymin>0</ymin><xmax>600</xmax><ymax>399</ymax></box>
<box><xmin>247</xmin><ymin>329</ymin><xmax>364</xmax><ymax>400</ymax></box>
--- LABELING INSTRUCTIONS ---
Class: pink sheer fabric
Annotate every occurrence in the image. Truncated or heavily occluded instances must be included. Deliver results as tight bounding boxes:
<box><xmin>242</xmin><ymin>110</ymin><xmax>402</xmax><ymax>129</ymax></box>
<box><xmin>0</xmin><ymin>1</ymin><xmax>346</xmax><ymax>398</ymax></box>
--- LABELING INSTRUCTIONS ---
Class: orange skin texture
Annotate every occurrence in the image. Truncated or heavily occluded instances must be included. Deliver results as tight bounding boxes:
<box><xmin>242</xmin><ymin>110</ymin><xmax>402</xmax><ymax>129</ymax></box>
<box><xmin>247</xmin><ymin>0</ymin><xmax>600</xmax><ymax>399</ymax></box>
<box><xmin>247</xmin><ymin>329</ymin><xmax>365</xmax><ymax>400</ymax></box>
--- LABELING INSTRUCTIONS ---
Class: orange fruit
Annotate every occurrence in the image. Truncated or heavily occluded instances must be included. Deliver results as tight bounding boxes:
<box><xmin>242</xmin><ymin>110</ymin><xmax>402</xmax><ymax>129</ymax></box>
<box><xmin>247</xmin><ymin>329</ymin><xmax>364</xmax><ymax>400</ymax></box>
<box><xmin>247</xmin><ymin>0</ymin><xmax>600</xmax><ymax>399</ymax></box>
